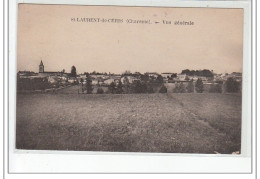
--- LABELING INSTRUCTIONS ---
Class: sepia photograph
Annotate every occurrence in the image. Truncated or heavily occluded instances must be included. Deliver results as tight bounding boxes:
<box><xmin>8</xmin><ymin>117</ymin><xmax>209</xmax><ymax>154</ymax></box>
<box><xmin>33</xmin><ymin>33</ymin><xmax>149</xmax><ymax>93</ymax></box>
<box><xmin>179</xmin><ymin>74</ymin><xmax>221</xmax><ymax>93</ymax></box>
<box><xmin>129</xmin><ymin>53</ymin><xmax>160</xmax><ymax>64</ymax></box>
<box><xmin>16</xmin><ymin>4</ymin><xmax>243</xmax><ymax>154</ymax></box>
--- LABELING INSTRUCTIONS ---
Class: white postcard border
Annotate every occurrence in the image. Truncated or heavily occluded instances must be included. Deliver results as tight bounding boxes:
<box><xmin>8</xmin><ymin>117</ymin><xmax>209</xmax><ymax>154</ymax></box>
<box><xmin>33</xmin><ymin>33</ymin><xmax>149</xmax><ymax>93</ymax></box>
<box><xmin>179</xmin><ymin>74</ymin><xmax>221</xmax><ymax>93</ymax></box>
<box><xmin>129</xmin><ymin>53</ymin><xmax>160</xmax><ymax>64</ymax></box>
<box><xmin>9</xmin><ymin>0</ymin><xmax>252</xmax><ymax>173</ymax></box>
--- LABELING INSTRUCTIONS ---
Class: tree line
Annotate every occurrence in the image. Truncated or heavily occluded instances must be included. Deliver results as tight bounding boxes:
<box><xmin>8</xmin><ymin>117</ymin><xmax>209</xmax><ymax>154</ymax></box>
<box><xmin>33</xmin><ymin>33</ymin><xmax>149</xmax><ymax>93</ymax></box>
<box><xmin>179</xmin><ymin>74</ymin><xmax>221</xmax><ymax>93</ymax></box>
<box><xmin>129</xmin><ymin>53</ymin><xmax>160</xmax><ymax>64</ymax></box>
<box><xmin>71</xmin><ymin>66</ymin><xmax>214</xmax><ymax>79</ymax></box>
<box><xmin>181</xmin><ymin>69</ymin><xmax>214</xmax><ymax>77</ymax></box>
<box><xmin>71</xmin><ymin>66</ymin><xmax>240</xmax><ymax>94</ymax></box>
<box><xmin>81</xmin><ymin>74</ymin><xmax>166</xmax><ymax>94</ymax></box>
<box><xmin>80</xmin><ymin>77</ymin><xmax>240</xmax><ymax>94</ymax></box>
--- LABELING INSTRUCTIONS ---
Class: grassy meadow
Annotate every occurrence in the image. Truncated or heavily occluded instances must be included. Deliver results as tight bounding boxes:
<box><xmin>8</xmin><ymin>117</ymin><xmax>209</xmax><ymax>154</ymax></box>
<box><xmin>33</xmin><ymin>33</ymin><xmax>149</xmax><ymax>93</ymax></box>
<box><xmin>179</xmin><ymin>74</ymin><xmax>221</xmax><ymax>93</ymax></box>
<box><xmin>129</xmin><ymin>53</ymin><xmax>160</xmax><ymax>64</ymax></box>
<box><xmin>16</xmin><ymin>89</ymin><xmax>242</xmax><ymax>154</ymax></box>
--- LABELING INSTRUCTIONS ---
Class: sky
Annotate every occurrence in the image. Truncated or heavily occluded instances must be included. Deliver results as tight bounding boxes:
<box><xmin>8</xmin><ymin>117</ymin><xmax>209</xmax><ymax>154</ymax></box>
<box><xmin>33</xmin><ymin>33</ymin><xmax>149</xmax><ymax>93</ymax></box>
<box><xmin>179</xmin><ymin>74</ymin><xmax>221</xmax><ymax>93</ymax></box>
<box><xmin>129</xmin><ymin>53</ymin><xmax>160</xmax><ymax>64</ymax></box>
<box><xmin>17</xmin><ymin>4</ymin><xmax>244</xmax><ymax>74</ymax></box>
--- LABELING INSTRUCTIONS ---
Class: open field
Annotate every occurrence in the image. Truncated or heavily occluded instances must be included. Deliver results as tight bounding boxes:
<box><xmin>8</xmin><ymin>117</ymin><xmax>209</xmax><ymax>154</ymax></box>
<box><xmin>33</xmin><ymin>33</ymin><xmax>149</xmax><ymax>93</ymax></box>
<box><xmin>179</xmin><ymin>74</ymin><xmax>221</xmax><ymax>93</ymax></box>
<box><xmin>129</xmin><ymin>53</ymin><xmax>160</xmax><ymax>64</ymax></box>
<box><xmin>16</xmin><ymin>88</ymin><xmax>242</xmax><ymax>154</ymax></box>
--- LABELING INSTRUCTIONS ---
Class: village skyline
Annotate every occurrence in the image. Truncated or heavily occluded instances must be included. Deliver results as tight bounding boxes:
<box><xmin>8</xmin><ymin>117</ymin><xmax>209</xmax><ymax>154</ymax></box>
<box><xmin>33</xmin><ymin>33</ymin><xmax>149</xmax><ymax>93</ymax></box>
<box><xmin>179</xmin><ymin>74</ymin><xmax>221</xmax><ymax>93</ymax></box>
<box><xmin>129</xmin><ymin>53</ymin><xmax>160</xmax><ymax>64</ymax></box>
<box><xmin>17</xmin><ymin>59</ymin><xmax>242</xmax><ymax>75</ymax></box>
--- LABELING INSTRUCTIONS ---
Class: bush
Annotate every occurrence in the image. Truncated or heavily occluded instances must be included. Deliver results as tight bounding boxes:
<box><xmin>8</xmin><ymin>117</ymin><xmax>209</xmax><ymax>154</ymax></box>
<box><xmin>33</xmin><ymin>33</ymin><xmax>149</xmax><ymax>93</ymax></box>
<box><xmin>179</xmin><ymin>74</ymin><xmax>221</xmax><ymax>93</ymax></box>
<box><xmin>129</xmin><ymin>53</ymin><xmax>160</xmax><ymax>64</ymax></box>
<box><xmin>159</xmin><ymin>85</ymin><xmax>167</xmax><ymax>93</ymax></box>
<box><xmin>209</xmin><ymin>84</ymin><xmax>222</xmax><ymax>93</ymax></box>
<box><xmin>96</xmin><ymin>87</ymin><xmax>104</xmax><ymax>94</ymax></box>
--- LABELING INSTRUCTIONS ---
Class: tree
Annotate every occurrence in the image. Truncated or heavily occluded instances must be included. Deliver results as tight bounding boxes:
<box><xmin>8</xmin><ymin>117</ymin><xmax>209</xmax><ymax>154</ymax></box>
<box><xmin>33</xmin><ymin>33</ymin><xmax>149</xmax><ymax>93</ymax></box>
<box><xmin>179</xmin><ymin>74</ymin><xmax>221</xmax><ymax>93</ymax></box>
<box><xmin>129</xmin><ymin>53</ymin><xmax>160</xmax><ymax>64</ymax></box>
<box><xmin>173</xmin><ymin>82</ymin><xmax>186</xmax><ymax>93</ymax></box>
<box><xmin>181</xmin><ymin>69</ymin><xmax>190</xmax><ymax>75</ymax></box>
<box><xmin>132</xmin><ymin>81</ymin><xmax>147</xmax><ymax>93</ymax></box>
<box><xmin>171</xmin><ymin>73</ymin><xmax>177</xmax><ymax>78</ymax></box>
<box><xmin>80</xmin><ymin>78</ymin><xmax>84</xmax><ymax>92</ymax></box>
<box><xmin>225</xmin><ymin>77</ymin><xmax>240</xmax><ymax>93</ymax></box>
<box><xmin>186</xmin><ymin>81</ymin><xmax>194</xmax><ymax>93</ymax></box>
<box><xmin>159</xmin><ymin>85</ymin><xmax>167</xmax><ymax>93</ymax></box>
<box><xmin>140</xmin><ymin>74</ymin><xmax>149</xmax><ymax>83</ymax></box>
<box><xmin>156</xmin><ymin>75</ymin><xmax>164</xmax><ymax>84</ymax></box>
<box><xmin>85</xmin><ymin>76</ymin><xmax>93</xmax><ymax>94</ymax></box>
<box><xmin>123</xmin><ymin>70</ymin><xmax>131</xmax><ymax>75</ymax></box>
<box><xmin>85</xmin><ymin>72</ymin><xmax>90</xmax><ymax>77</ymax></box>
<box><xmin>123</xmin><ymin>76</ymin><xmax>130</xmax><ymax>93</ymax></box>
<box><xmin>133</xmin><ymin>81</ymin><xmax>142</xmax><ymax>93</ymax></box>
<box><xmin>195</xmin><ymin>78</ymin><xmax>204</xmax><ymax>93</ymax></box>
<box><xmin>181</xmin><ymin>69</ymin><xmax>213</xmax><ymax>77</ymax></box>
<box><xmin>116</xmin><ymin>81</ymin><xmax>124</xmax><ymax>94</ymax></box>
<box><xmin>108</xmin><ymin>82</ymin><xmax>116</xmax><ymax>94</ymax></box>
<box><xmin>185</xmin><ymin>76</ymin><xmax>190</xmax><ymax>81</ymax></box>
<box><xmin>201</xmin><ymin>69</ymin><xmax>214</xmax><ymax>77</ymax></box>
<box><xmin>70</xmin><ymin>66</ymin><xmax>77</xmax><ymax>77</ymax></box>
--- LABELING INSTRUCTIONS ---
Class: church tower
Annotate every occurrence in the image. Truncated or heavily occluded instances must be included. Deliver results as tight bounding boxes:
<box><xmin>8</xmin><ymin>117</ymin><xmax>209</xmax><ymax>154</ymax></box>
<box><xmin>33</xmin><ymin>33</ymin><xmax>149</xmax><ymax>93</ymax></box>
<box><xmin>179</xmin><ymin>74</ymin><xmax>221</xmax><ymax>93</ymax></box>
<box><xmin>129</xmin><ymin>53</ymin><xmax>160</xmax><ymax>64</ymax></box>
<box><xmin>39</xmin><ymin>60</ymin><xmax>44</xmax><ymax>73</ymax></box>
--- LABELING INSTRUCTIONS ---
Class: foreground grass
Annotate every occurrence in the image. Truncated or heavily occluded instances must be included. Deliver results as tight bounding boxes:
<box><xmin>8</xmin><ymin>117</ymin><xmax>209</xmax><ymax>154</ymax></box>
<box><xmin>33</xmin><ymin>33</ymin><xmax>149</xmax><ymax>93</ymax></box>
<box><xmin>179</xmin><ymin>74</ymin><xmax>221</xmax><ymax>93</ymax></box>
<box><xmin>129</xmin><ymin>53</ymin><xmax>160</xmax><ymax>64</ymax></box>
<box><xmin>16</xmin><ymin>92</ymin><xmax>241</xmax><ymax>154</ymax></box>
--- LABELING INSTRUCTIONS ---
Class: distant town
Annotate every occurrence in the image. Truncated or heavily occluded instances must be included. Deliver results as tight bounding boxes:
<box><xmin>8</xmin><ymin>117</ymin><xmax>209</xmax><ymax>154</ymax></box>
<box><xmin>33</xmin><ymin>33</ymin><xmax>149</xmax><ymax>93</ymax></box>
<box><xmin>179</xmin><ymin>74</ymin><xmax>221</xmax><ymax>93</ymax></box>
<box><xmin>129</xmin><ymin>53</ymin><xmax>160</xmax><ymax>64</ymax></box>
<box><xmin>17</xmin><ymin>60</ymin><xmax>242</xmax><ymax>94</ymax></box>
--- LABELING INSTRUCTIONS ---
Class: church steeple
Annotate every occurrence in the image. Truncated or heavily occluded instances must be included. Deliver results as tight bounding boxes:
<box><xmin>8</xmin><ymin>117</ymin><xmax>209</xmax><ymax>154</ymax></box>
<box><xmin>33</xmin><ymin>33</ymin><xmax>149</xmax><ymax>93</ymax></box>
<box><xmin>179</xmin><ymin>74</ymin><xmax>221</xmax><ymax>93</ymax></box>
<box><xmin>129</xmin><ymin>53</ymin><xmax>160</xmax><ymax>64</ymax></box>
<box><xmin>39</xmin><ymin>60</ymin><xmax>44</xmax><ymax>73</ymax></box>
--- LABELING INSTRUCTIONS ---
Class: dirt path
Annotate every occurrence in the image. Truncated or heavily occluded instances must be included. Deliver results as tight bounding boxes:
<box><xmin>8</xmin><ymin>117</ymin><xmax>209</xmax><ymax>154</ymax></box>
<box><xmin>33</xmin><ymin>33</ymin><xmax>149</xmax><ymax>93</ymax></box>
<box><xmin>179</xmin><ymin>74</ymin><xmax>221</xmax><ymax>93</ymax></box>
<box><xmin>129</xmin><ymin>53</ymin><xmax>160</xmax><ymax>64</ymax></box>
<box><xmin>167</xmin><ymin>93</ymin><xmax>241</xmax><ymax>154</ymax></box>
<box><xmin>168</xmin><ymin>93</ymin><xmax>224</xmax><ymax>132</ymax></box>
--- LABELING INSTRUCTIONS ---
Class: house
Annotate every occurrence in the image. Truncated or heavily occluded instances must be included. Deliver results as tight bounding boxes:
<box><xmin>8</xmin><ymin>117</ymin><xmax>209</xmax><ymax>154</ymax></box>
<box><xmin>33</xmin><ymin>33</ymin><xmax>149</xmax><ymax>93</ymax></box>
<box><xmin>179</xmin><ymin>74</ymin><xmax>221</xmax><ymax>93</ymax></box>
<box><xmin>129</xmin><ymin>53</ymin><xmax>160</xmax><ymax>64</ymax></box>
<box><xmin>60</xmin><ymin>76</ymin><xmax>68</xmax><ymax>81</ymax></box>
<box><xmin>104</xmin><ymin>78</ymin><xmax>115</xmax><ymax>85</ymax></box>
<box><xmin>68</xmin><ymin>77</ymin><xmax>77</xmax><ymax>83</ymax></box>
<box><xmin>161</xmin><ymin>73</ymin><xmax>174</xmax><ymax>79</ymax></box>
<box><xmin>78</xmin><ymin>74</ymin><xmax>87</xmax><ymax>80</ymax></box>
<box><xmin>47</xmin><ymin>76</ymin><xmax>58</xmax><ymax>83</ymax></box>
<box><xmin>145</xmin><ymin>72</ymin><xmax>159</xmax><ymax>78</ymax></box>
<box><xmin>110</xmin><ymin>75</ymin><xmax>121</xmax><ymax>80</ymax></box>
<box><xmin>91</xmin><ymin>74</ymin><xmax>106</xmax><ymax>79</ymax></box>
<box><xmin>17</xmin><ymin>71</ymin><xmax>38</xmax><ymax>77</ymax></box>
<box><xmin>200</xmin><ymin>76</ymin><xmax>207</xmax><ymax>81</ymax></box>
<box><xmin>92</xmin><ymin>79</ymin><xmax>99</xmax><ymax>85</ymax></box>
<box><xmin>177</xmin><ymin>74</ymin><xmax>187</xmax><ymax>81</ymax></box>
<box><xmin>190</xmin><ymin>76</ymin><xmax>199</xmax><ymax>81</ymax></box>
<box><xmin>120</xmin><ymin>76</ymin><xmax>139</xmax><ymax>84</ymax></box>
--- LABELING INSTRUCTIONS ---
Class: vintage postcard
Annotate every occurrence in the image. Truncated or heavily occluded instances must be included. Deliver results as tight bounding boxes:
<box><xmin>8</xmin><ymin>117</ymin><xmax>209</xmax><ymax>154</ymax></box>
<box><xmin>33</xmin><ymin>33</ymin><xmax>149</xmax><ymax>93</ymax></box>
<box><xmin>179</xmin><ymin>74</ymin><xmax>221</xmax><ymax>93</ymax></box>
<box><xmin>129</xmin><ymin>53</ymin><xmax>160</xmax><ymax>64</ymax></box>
<box><xmin>16</xmin><ymin>4</ymin><xmax>243</xmax><ymax>154</ymax></box>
